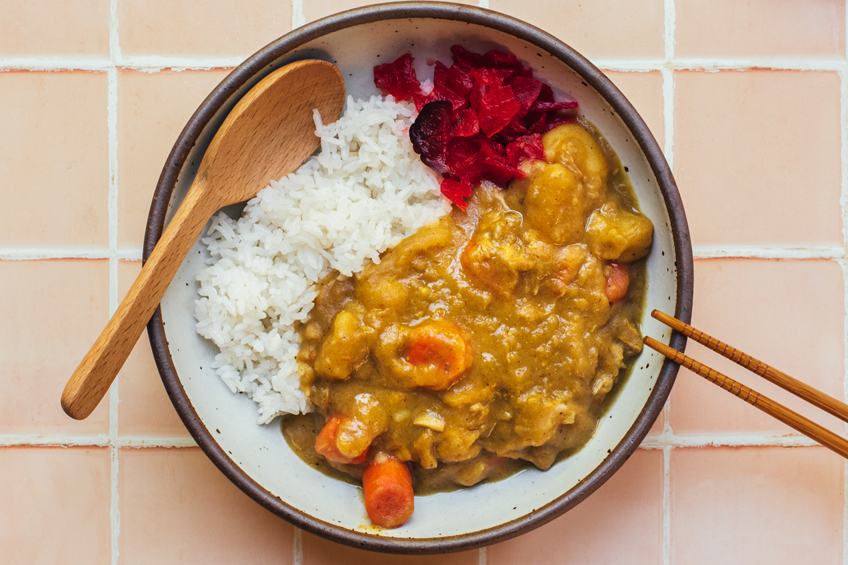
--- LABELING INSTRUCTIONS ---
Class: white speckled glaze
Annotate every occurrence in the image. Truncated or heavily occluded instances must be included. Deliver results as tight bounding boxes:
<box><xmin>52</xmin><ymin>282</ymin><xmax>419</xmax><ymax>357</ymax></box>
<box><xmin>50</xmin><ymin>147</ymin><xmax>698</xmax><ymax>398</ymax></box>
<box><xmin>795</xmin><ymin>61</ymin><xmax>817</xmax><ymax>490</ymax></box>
<box><xmin>146</xmin><ymin>3</ymin><xmax>691</xmax><ymax>554</ymax></box>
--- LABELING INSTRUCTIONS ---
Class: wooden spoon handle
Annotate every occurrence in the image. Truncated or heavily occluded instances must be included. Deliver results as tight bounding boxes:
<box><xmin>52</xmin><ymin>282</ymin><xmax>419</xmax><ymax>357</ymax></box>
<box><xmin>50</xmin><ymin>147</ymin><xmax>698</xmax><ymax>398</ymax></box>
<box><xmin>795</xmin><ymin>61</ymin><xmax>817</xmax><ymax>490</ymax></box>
<box><xmin>62</xmin><ymin>180</ymin><xmax>215</xmax><ymax>419</ymax></box>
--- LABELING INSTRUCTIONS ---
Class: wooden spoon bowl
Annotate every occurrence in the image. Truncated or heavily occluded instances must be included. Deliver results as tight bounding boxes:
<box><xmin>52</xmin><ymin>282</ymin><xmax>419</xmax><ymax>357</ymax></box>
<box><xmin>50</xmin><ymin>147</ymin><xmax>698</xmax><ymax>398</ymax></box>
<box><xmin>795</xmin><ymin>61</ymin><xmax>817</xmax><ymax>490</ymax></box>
<box><xmin>61</xmin><ymin>59</ymin><xmax>345</xmax><ymax>420</ymax></box>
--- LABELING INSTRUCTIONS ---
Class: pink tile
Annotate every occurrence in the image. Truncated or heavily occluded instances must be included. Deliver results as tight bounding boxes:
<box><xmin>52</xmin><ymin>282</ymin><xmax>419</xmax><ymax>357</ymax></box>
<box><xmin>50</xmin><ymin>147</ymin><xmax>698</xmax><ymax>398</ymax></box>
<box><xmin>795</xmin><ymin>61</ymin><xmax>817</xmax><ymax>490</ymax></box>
<box><xmin>0</xmin><ymin>72</ymin><xmax>109</xmax><ymax>248</ymax></box>
<box><xmin>670</xmin><ymin>259</ymin><xmax>845</xmax><ymax>435</ymax></box>
<box><xmin>118</xmin><ymin>447</ymin><xmax>294</xmax><ymax>563</ymax></box>
<box><xmin>117</xmin><ymin>261</ymin><xmax>190</xmax><ymax>437</ymax></box>
<box><xmin>489</xmin><ymin>0</ymin><xmax>665</xmax><ymax>60</ymax></box>
<box><xmin>648</xmin><ymin>406</ymin><xmax>665</xmax><ymax>436</ymax></box>
<box><xmin>118</xmin><ymin>0</ymin><xmax>292</xmax><ymax>57</ymax></box>
<box><xmin>0</xmin><ymin>0</ymin><xmax>110</xmax><ymax>57</ymax></box>
<box><xmin>670</xmin><ymin>447</ymin><xmax>843</xmax><ymax>564</ymax></box>
<box><xmin>0</xmin><ymin>447</ymin><xmax>111</xmax><ymax>564</ymax></box>
<box><xmin>674</xmin><ymin>70</ymin><xmax>842</xmax><ymax>246</ymax></box>
<box><xmin>488</xmin><ymin>450</ymin><xmax>662</xmax><ymax>565</ymax></box>
<box><xmin>605</xmin><ymin>71</ymin><xmax>665</xmax><ymax>149</ymax></box>
<box><xmin>305</xmin><ymin>0</ymin><xmax>476</xmax><ymax>23</ymax></box>
<box><xmin>676</xmin><ymin>0</ymin><xmax>845</xmax><ymax>60</ymax></box>
<box><xmin>301</xmin><ymin>532</ymin><xmax>478</xmax><ymax>564</ymax></box>
<box><xmin>0</xmin><ymin>260</ymin><xmax>110</xmax><ymax>435</ymax></box>
<box><xmin>117</xmin><ymin>69</ymin><xmax>232</xmax><ymax>248</ymax></box>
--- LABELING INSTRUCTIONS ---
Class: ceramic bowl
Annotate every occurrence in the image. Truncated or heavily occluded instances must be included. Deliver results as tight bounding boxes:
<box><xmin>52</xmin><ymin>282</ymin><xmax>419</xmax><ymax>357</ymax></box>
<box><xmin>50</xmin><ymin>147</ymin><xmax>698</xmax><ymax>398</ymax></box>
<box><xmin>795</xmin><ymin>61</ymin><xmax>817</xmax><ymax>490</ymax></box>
<box><xmin>145</xmin><ymin>1</ymin><xmax>693</xmax><ymax>554</ymax></box>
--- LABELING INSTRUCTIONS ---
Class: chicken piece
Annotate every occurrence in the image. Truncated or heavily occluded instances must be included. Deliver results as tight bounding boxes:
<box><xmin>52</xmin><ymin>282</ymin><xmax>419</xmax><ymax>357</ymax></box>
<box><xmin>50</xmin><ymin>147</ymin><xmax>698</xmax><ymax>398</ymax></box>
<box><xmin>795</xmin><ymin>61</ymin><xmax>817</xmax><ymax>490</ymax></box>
<box><xmin>461</xmin><ymin>209</ymin><xmax>534</xmax><ymax>296</ymax></box>
<box><xmin>543</xmin><ymin>244</ymin><xmax>590</xmax><ymax>296</ymax></box>
<box><xmin>512</xmin><ymin>387</ymin><xmax>576</xmax><ymax>446</ymax></box>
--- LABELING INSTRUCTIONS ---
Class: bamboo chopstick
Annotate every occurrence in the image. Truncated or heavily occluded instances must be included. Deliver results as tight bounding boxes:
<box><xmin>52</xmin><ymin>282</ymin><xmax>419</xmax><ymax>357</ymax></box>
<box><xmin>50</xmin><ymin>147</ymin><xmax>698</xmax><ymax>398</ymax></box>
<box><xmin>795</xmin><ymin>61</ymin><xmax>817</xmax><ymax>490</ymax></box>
<box><xmin>643</xmin><ymin>336</ymin><xmax>848</xmax><ymax>459</ymax></box>
<box><xmin>651</xmin><ymin>309</ymin><xmax>848</xmax><ymax>424</ymax></box>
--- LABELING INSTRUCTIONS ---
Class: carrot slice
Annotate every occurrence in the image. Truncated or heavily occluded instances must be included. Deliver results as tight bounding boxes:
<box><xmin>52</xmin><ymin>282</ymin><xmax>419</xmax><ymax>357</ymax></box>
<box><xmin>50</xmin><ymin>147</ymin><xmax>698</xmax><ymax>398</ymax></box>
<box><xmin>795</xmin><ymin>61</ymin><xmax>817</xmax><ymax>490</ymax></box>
<box><xmin>314</xmin><ymin>415</ymin><xmax>368</xmax><ymax>465</ymax></box>
<box><xmin>605</xmin><ymin>262</ymin><xmax>629</xmax><ymax>303</ymax></box>
<box><xmin>362</xmin><ymin>455</ymin><xmax>414</xmax><ymax>529</ymax></box>
<box><xmin>403</xmin><ymin>320</ymin><xmax>471</xmax><ymax>390</ymax></box>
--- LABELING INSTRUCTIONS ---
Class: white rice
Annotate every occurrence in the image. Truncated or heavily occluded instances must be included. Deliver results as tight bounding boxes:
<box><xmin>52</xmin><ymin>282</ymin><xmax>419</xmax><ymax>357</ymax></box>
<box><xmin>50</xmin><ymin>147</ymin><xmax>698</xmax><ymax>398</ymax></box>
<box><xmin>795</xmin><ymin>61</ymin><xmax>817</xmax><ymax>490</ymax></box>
<box><xmin>194</xmin><ymin>95</ymin><xmax>451</xmax><ymax>424</ymax></box>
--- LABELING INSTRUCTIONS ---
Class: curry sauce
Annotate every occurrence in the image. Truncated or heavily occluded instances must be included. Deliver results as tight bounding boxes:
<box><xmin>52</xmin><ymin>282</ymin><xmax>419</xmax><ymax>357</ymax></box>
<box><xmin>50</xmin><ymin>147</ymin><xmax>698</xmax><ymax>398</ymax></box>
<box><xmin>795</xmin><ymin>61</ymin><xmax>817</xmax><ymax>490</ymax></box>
<box><xmin>283</xmin><ymin>120</ymin><xmax>653</xmax><ymax>493</ymax></box>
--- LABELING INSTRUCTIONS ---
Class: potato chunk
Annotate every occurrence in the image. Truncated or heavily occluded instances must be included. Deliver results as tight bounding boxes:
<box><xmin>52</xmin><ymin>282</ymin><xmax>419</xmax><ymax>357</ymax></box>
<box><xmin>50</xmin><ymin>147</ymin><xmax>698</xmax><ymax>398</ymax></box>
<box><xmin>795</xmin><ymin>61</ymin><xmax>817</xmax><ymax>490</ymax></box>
<box><xmin>524</xmin><ymin>164</ymin><xmax>585</xmax><ymax>245</ymax></box>
<box><xmin>543</xmin><ymin>123</ymin><xmax>609</xmax><ymax>206</ymax></box>
<box><xmin>585</xmin><ymin>201</ymin><xmax>653</xmax><ymax>262</ymax></box>
<box><xmin>314</xmin><ymin>310</ymin><xmax>370</xmax><ymax>379</ymax></box>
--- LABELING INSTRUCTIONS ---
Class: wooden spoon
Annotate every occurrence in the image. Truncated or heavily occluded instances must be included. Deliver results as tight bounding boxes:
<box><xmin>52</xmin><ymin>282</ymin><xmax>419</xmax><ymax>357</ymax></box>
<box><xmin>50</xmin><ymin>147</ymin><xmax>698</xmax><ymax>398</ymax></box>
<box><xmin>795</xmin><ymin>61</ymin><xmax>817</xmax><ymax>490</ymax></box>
<box><xmin>61</xmin><ymin>59</ymin><xmax>345</xmax><ymax>420</ymax></box>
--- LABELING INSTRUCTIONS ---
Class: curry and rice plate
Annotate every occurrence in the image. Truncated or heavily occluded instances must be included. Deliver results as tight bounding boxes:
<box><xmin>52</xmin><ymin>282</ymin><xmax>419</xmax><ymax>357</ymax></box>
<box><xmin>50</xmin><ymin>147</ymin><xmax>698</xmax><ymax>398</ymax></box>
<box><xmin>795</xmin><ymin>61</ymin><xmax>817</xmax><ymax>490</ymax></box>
<box><xmin>195</xmin><ymin>50</ymin><xmax>653</xmax><ymax>529</ymax></box>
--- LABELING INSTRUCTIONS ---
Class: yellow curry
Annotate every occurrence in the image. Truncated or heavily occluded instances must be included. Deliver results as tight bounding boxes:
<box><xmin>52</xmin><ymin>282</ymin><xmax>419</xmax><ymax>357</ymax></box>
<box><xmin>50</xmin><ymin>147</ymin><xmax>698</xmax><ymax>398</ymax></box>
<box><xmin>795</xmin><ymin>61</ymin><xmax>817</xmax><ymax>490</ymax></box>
<box><xmin>283</xmin><ymin>120</ymin><xmax>653</xmax><ymax>500</ymax></box>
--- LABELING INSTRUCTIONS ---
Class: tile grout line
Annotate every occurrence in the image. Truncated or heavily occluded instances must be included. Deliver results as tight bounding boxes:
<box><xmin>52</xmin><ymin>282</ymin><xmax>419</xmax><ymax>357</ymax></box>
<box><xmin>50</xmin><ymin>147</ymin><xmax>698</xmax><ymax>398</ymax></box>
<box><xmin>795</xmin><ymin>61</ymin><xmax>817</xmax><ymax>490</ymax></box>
<box><xmin>841</xmin><ymin>8</ymin><xmax>848</xmax><ymax>559</ymax></box>
<box><xmin>691</xmin><ymin>245</ymin><xmax>845</xmax><ymax>260</ymax></box>
<box><xmin>839</xmin><ymin>259</ymin><xmax>848</xmax><ymax>565</ymax></box>
<box><xmin>841</xmin><ymin>14</ymin><xmax>848</xmax><ymax>565</ymax></box>
<box><xmin>662</xmin><ymin>442</ymin><xmax>672</xmax><ymax>563</ymax></box>
<box><xmin>108</xmin><ymin>0</ymin><xmax>121</xmax><ymax>562</ymax></box>
<box><xmin>0</xmin><ymin>249</ymin><xmax>142</xmax><ymax>260</ymax></box>
<box><xmin>292</xmin><ymin>0</ymin><xmax>305</xmax><ymax>29</ymax></box>
<box><xmin>293</xmin><ymin>526</ymin><xmax>303</xmax><ymax>565</ymax></box>
<box><xmin>0</xmin><ymin>435</ymin><xmax>198</xmax><ymax>447</ymax></box>
<box><xmin>640</xmin><ymin>434</ymin><xmax>822</xmax><ymax>449</ymax></box>
<box><xmin>661</xmin><ymin>1</ymin><xmax>675</xmax><ymax>563</ymax></box>
<box><xmin>3</xmin><ymin>56</ymin><xmax>848</xmax><ymax>73</ymax></box>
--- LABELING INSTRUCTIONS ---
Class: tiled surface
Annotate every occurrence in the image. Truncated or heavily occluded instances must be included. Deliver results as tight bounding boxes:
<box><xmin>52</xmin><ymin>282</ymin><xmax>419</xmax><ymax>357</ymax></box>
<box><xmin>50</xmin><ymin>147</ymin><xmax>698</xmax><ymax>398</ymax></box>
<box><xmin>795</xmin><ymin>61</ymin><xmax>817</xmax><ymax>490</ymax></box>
<box><xmin>489</xmin><ymin>0</ymin><xmax>665</xmax><ymax>60</ymax></box>
<box><xmin>0</xmin><ymin>72</ymin><xmax>110</xmax><ymax>249</ymax></box>
<box><xmin>675</xmin><ymin>0</ymin><xmax>846</xmax><ymax>60</ymax></box>
<box><xmin>301</xmin><ymin>532</ymin><xmax>478</xmax><ymax>564</ymax></box>
<box><xmin>671</xmin><ymin>259</ymin><xmax>845</xmax><ymax>435</ymax></box>
<box><xmin>0</xmin><ymin>447</ymin><xmax>111</xmax><ymax>565</ymax></box>
<box><xmin>670</xmin><ymin>447</ymin><xmax>843</xmax><ymax>564</ymax></box>
<box><xmin>118</xmin><ymin>0</ymin><xmax>293</xmax><ymax>58</ymax></box>
<box><xmin>118</xmin><ymin>448</ymin><xmax>294</xmax><ymax>563</ymax></box>
<box><xmin>0</xmin><ymin>260</ymin><xmax>111</xmax><ymax>435</ymax></box>
<box><xmin>604</xmin><ymin>70</ymin><xmax>665</xmax><ymax>149</ymax></box>
<box><xmin>0</xmin><ymin>0</ymin><xmax>111</xmax><ymax>58</ymax></box>
<box><xmin>3</xmin><ymin>1</ymin><xmax>847</xmax><ymax>564</ymax></box>
<box><xmin>488</xmin><ymin>450</ymin><xmax>663</xmax><ymax>565</ymax></box>
<box><xmin>117</xmin><ymin>261</ymin><xmax>190</xmax><ymax>438</ymax></box>
<box><xmin>674</xmin><ymin>70</ymin><xmax>843</xmax><ymax>247</ymax></box>
<box><xmin>305</xmin><ymin>0</ymin><xmax>478</xmax><ymax>23</ymax></box>
<box><xmin>117</xmin><ymin>69</ymin><xmax>231</xmax><ymax>248</ymax></box>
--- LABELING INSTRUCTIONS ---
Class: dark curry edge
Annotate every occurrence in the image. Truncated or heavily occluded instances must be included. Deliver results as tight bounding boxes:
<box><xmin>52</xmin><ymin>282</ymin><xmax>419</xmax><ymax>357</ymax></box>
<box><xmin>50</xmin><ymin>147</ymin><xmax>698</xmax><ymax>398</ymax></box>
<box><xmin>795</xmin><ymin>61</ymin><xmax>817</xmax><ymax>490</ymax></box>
<box><xmin>146</xmin><ymin>2</ymin><xmax>693</xmax><ymax>555</ymax></box>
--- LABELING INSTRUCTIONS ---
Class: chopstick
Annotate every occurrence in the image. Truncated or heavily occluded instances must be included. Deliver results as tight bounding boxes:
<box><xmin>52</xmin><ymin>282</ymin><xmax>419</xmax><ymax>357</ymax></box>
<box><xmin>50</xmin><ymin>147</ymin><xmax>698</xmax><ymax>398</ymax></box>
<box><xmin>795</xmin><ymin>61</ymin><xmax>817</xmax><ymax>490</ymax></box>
<box><xmin>651</xmin><ymin>310</ymin><xmax>848</xmax><ymax>424</ymax></box>
<box><xmin>644</xmin><ymin>312</ymin><xmax>848</xmax><ymax>460</ymax></box>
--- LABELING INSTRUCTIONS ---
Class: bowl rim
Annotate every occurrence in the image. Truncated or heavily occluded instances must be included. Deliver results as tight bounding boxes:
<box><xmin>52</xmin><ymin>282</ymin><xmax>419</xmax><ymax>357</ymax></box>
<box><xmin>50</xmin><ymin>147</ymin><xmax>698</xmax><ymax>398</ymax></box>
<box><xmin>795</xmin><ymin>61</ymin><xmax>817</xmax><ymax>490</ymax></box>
<box><xmin>145</xmin><ymin>1</ymin><xmax>693</xmax><ymax>554</ymax></box>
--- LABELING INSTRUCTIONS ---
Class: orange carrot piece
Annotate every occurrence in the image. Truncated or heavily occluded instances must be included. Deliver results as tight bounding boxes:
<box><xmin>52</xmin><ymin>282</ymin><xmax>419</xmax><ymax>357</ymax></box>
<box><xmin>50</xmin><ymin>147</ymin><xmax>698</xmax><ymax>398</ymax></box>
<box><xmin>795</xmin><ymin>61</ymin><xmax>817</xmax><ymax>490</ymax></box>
<box><xmin>314</xmin><ymin>415</ymin><xmax>367</xmax><ymax>465</ymax></box>
<box><xmin>605</xmin><ymin>262</ymin><xmax>629</xmax><ymax>303</ymax></box>
<box><xmin>362</xmin><ymin>455</ymin><xmax>414</xmax><ymax>529</ymax></box>
<box><xmin>404</xmin><ymin>321</ymin><xmax>471</xmax><ymax>390</ymax></box>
